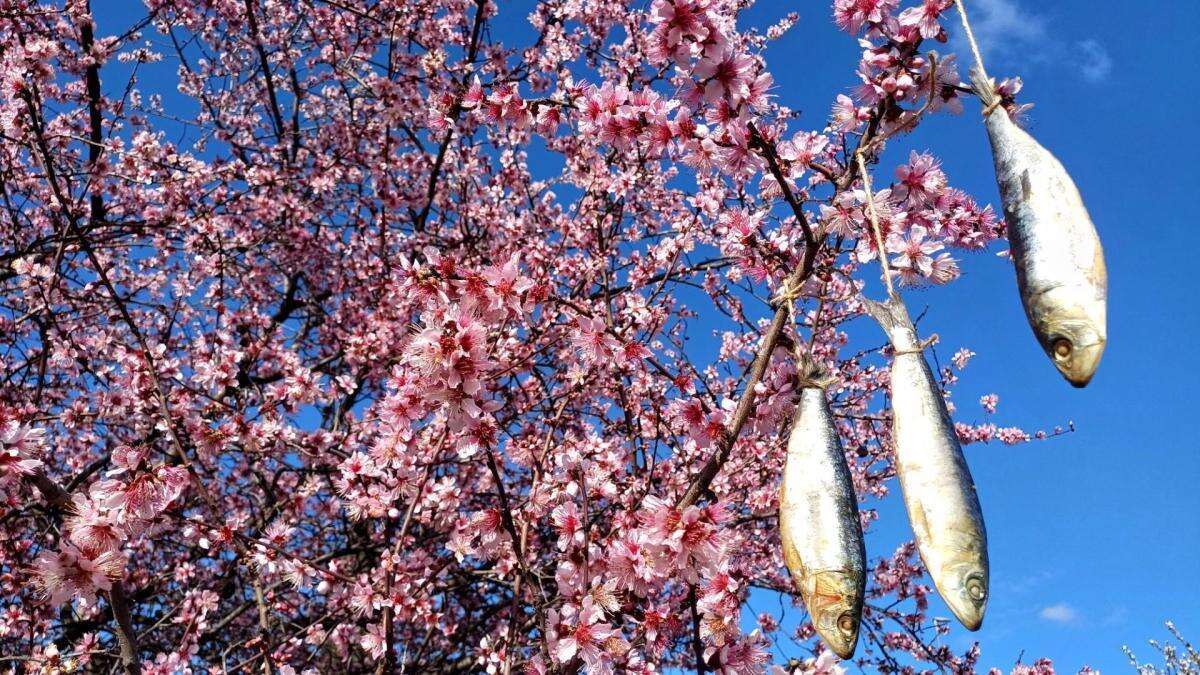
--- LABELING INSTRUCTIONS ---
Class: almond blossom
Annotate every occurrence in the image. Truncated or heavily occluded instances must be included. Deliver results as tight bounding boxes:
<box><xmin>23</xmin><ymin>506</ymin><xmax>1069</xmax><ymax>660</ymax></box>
<box><xmin>0</xmin><ymin>421</ymin><xmax>44</xmax><ymax>477</ymax></box>
<box><xmin>550</xmin><ymin>596</ymin><xmax>621</xmax><ymax>674</ymax></box>
<box><xmin>887</xmin><ymin>224</ymin><xmax>945</xmax><ymax>284</ymax></box>
<box><xmin>34</xmin><ymin>543</ymin><xmax>123</xmax><ymax>606</ymax></box>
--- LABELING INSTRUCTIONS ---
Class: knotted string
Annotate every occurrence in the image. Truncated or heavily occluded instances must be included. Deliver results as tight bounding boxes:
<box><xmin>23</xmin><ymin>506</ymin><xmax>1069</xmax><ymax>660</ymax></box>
<box><xmin>774</xmin><ymin>275</ymin><xmax>838</xmax><ymax>391</ymax></box>
<box><xmin>855</xmin><ymin>150</ymin><xmax>897</xmax><ymax>300</ymax></box>
<box><xmin>892</xmin><ymin>335</ymin><xmax>939</xmax><ymax>356</ymax></box>
<box><xmin>954</xmin><ymin>0</ymin><xmax>1003</xmax><ymax>118</ymax></box>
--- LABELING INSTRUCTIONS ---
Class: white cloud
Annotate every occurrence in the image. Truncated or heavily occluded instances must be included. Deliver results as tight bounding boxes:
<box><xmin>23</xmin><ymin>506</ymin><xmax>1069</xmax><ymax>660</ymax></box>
<box><xmin>1039</xmin><ymin>603</ymin><xmax>1079</xmax><ymax>624</ymax></box>
<box><xmin>960</xmin><ymin>0</ymin><xmax>1048</xmax><ymax>59</ymax></box>
<box><xmin>1102</xmin><ymin>605</ymin><xmax>1129</xmax><ymax>626</ymax></box>
<box><xmin>1075</xmin><ymin>39</ymin><xmax>1113</xmax><ymax>83</ymax></box>
<box><xmin>1001</xmin><ymin>569</ymin><xmax>1055</xmax><ymax>595</ymax></box>
<box><xmin>951</xmin><ymin>0</ymin><xmax>1112</xmax><ymax>83</ymax></box>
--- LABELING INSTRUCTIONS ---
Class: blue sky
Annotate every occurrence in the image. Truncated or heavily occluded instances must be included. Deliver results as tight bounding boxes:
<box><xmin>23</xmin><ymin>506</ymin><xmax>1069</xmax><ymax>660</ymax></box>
<box><xmin>93</xmin><ymin>0</ymin><xmax>1199</xmax><ymax>670</ymax></box>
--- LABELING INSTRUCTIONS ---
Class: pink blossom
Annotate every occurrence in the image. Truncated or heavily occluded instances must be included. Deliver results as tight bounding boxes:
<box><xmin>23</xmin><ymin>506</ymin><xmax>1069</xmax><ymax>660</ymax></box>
<box><xmin>692</xmin><ymin>48</ymin><xmax>756</xmax><ymax>105</ymax></box>
<box><xmin>648</xmin><ymin>0</ymin><xmax>717</xmax><ymax>64</ymax></box>
<box><xmin>551</xmin><ymin>500</ymin><xmax>585</xmax><ymax>551</ymax></box>
<box><xmin>834</xmin><ymin>0</ymin><xmax>900</xmax><ymax>34</ymax></box>
<box><xmin>96</xmin><ymin>464</ymin><xmax>188</xmax><ymax>522</ymax></box>
<box><xmin>980</xmin><ymin>394</ymin><xmax>999</xmax><ymax>414</ymax></box>
<box><xmin>799</xmin><ymin>650</ymin><xmax>847</xmax><ymax>675</ymax></box>
<box><xmin>895</xmin><ymin>151</ymin><xmax>947</xmax><ymax>206</ymax></box>
<box><xmin>830</xmin><ymin>94</ymin><xmax>869</xmax><ymax>132</ymax></box>
<box><xmin>928</xmin><ymin>252</ymin><xmax>962</xmax><ymax>284</ymax></box>
<box><xmin>887</xmin><ymin>224</ymin><xmax>944</xmax><ymax>283</ymax></box>
<box><xmin>34</xmin><ymin>543</ymin><xmax>122</xmax><ymax>606</ymax></box>
<box><xmin>639</xmin><ymin>496</ymin><xmax>726</xmax><ymax>579</ymax></box>
<box><xmin>572</xmin><ymin>315</ymin><xmax>621</xmax><ymax>366</ymax></box>
<box><xmin>551</xmin><ymin>596</ymin><xmax>619</xmax><ymax>673</ymax></box>
<box><xmin>360</xmin><ymin>621</ymin><xmax>387</xmax><ymax>659</ymax></box>
<box><xmin>929</xmin><ymin>54</ymin><xmax>965</xmax><ymax>114</ymax></box>
<box><xmin>899</xmin><ymin>0</ymin><xmax>951</xmax><ymax>39</ymax></box>
<box><xmin>0</xmin><ymin>421</ymin><xmax>44</xmax><ymax>477</ymax></box>
<box><xmin>65</xmin><ymin>496</ymin><xmax>124</xmax><ymax>555</ymax></box>
<box><xmin>481</xmin><ymin>83</ymin><xmax>531</xmax><ymax>128</ymax></box>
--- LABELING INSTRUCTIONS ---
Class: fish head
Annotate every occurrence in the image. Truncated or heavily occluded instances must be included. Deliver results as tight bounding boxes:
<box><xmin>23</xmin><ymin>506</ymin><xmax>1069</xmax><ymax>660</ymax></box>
<box><xmin>939</xmin><ymin>559</ymin><xmax>989</xmax><ymax>631</ymax></box>
<box><xmin>802</xmin><ymin>570</ymin><xmax>863</xmax><ymax>659</ymax></box>
<box><xmin>1043</xmin><ymin>318</ymin><xmax>1105</xmax><ymax>388</ymax></box>
<box><xmin>1030</xmin><ymin>282</ymin><xmax>1106</xmax><ymax>387</ymax></box>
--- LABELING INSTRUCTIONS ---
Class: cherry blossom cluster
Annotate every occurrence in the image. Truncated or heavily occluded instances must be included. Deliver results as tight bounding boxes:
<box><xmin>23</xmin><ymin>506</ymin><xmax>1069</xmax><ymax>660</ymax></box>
<box><xmin>0</xmin><ymin>0</ymin><xmax>1080</xmax><ymax>672</ymax></box>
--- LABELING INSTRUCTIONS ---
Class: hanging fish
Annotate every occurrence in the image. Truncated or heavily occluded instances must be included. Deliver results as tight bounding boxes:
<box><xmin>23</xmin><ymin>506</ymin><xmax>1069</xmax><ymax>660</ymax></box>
<box><xmin>862</xmin><ymin>296</ymin><xmax>989</xmax><ymax>630</ymax></box>
<box><xmin>779</xmin><ymin>357</ymin><xmax>865</xmax><ymax>658</ymax></box>
<box><xmin>971</xmin><ymin>69</ymin><xmax>1107</xmax><ymax>387</ymax></box>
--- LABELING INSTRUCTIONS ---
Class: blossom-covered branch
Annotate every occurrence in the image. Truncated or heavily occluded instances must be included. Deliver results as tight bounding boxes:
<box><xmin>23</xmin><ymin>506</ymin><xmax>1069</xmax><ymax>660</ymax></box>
<box><xmin>0</xmin><ymin>0</ymin><xmax>1063</xmax><ymax>672</ymax></box>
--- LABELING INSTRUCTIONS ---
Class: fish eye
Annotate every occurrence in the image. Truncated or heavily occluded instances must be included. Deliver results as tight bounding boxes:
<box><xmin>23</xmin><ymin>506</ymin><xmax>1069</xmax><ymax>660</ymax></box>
<box><xmin>837</xmin><ymin>612</ymin><xmax>856</xmax><ymax>634</ymax></box>
<box><xmin>965</xmin><ymin>574</ymin><xmax>987</xmax><ymax>602</ymax></box>
<box><xmin>1052</xmin><ymin>337</ymin><xmax>1073</xmax><ymax>360</ymax></box>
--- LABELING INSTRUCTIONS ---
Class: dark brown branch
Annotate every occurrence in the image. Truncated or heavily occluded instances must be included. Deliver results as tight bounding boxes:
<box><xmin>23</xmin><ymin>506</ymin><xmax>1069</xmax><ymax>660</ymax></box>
<box><xmin>24</xmin><ymin>469</ymin><xmax>141</xmax><ymax>674</ymax></box>
<box><xmin>677</xmin><ymin>108</ymin><xmax>889</xmax><ymax>509</ymax></box>
<box><xmin>242</xmin><ymin>0</ymin><xmax>287</xmax><ymax>147</ymax></box>
<box><xmin>79</xmin><ymin>14</ymin><xmax>106</xmax><ymax>228</ymax></box>
<box><xmin>26</xmin><ymin>469</ymin><xmax>72</xmax><ymax>510</ymax></box>
<box><xmin>413</xmin><ymin>0</ymin><xmax>488</xmax><ymax>231</ymax></box>
<box><xmin>748</xmin><ymin>122</ymin><xmax>816</xmax><ymax>250</ymax></box>
<box><xmin>676</xmin><ymin>128</ymin><xmax>822</xmax><ymax>509</ymax></box>
<box><xmin>109</xmin><ymin>585</ymin><xmax>141</xmax><ymax>674</ymax></box>
<box><xmin>689</xmin><ymin>585</ymin><xmax>706</xmax><ymax>674</ymax></box>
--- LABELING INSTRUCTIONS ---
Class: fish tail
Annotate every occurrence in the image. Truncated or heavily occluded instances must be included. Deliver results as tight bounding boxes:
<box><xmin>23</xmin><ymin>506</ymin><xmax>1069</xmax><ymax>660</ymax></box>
<box><xmin>860</xmin><ymin>296</ymin><xmax>911</xmax><ymax>334</ymax></box>
<box><xmin>968</xmin><ymin>66</ymin><xmax>999</xmax><ymax>112</ymax></box>
<box><xmin>795</xmin><ymin>352</ymin><xmax>837</xmax><ymax>390</ymax></box>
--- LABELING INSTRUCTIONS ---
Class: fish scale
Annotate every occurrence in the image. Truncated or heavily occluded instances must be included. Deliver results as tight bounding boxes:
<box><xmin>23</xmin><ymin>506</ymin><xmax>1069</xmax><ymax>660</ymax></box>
<box><xmin>779</xmin><ymin>379</ymin><xmax>866</xmax><ymax>658</ymax></box>
<box><xmin>863</xmin><ymin>296</ymin><xmax>990</xmax><ymax>631</ymax></box>
<box><xmin>974</xmin><ymin>69</ymin><xmax>1108</xmax><ymax>387</ymax></box>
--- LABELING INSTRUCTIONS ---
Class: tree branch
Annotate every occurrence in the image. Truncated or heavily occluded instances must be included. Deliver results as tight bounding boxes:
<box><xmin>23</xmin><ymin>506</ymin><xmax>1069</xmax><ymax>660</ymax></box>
<box><xmin>24</xmin><ymin>469</ymin><xmax>141</xmax><ymax>674</ymax></box>
<box><xmin>677</xmin><ymin>109</ymin><xmax>888</xmax><ymax>509</ymax></box>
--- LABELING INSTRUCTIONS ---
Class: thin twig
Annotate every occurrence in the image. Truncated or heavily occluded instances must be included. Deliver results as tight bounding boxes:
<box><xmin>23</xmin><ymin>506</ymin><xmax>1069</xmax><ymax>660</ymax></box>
<box><xmin>855</xmin><ymin>150</ymin><xmax>897</xmax><ymax>300</ymax></box>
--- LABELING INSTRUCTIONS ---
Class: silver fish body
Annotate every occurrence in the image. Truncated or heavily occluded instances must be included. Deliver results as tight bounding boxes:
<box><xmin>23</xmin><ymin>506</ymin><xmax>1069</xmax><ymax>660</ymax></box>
<box><xmin>779</xmin><ymin>382</ymin><xmax>865</xmax><ymax>658</ymax></box>
<box><xmin>976</xmin><ymin>71</ymin><xmax>1107</xmax><ymax>387</ymax></box>
<box><xmin>863</xmin><ymin>297</ymin><xmax>989</xmax><ymax>630</ymax></box>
